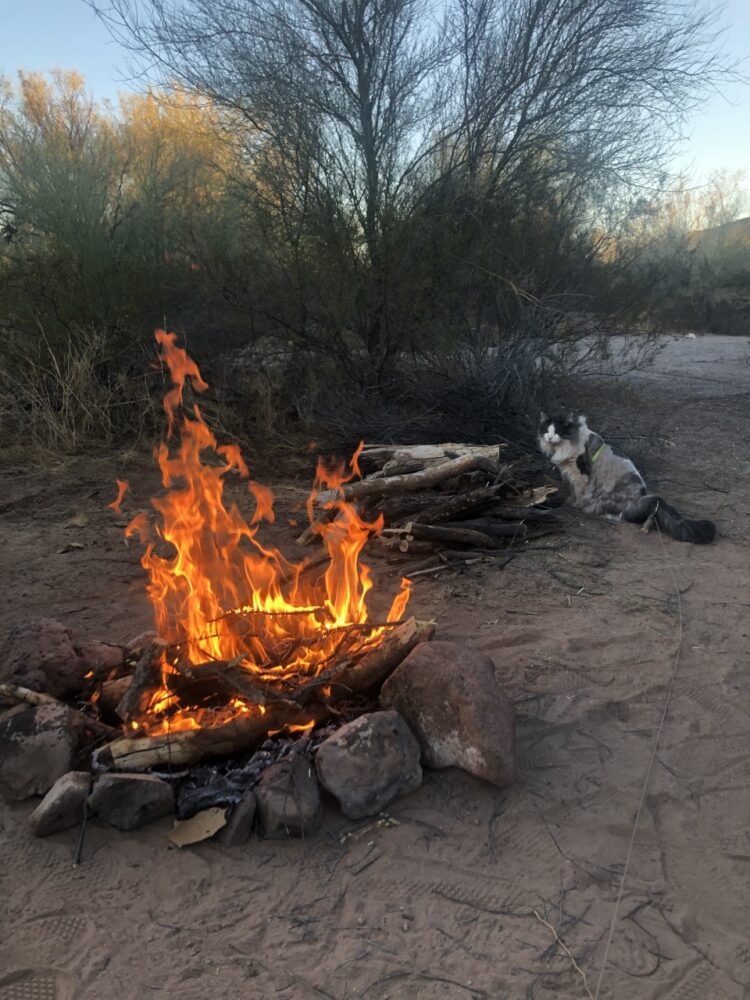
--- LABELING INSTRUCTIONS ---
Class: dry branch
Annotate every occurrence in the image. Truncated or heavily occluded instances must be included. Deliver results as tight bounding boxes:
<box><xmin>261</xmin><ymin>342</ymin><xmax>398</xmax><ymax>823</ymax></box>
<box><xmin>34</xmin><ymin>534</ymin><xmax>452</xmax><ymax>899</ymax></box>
<box><xmin>391</xmin><ymin>523</ymin><xmax>502</xmax><ymax>548</ymax></box>
<box><xmin>0</xmin><ymin>683</ymin><xmax>58</xmax><ymax>707</ymax></box>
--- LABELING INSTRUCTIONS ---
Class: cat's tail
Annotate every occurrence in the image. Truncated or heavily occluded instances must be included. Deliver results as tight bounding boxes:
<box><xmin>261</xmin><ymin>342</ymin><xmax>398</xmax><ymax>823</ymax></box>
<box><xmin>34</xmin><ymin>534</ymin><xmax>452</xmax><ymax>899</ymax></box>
<box><xmin>624</xmin><ymin>495</ymin><xmax>716</xmax><ymax>544</ymax></box>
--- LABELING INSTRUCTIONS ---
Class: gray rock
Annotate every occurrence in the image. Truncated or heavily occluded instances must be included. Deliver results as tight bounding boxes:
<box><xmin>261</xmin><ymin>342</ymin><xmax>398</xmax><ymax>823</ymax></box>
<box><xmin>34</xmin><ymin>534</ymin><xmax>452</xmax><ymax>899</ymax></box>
<box><xmin>89</xmin><ymin>773</ymin><xmax>175</xmax><ymax>830</ymax></box>
<box><xmin>29</xmin><ymin>771</ymin><xmax>91</xmax><ymax>836</ymax></box>
<box><xmin>380</xmin><ymin>641</ymin><xmax>515</xmax><ymax>788</ymax></box>
<box><xmin>256</xmin><ymin>755</ymin><xmax>322</xmax><ymax>838</ymax></box>
<box><xmin>315</xmin><ymin>711</ymin><xmax>422</xmax><ymax>819</ymax></box>
<box><xmin>0</xmin><ymin>618</ymin><xmax>88</xmax><ymax>698</ymax></box>
<box><xmin>0</xmin><ymin>703</ymin><xmax>79</xmax><ymax>801</ymax></box>
<box><xmin>218</xmin><ymin>789</ymin><xmax>257</xmax><ymax>846</ymax></box>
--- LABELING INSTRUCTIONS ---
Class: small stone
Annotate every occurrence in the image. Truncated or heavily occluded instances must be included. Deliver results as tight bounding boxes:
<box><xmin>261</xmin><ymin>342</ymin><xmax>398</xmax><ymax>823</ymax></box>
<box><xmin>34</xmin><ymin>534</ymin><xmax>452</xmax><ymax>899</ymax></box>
<box><xmin>315</xmin><ymin>711</ymin><xmax>422</xmax><ymax>820</ymax></box>
<box><xmin>0</xmin><ymin>618</ymin><xmax>88</xmax><ymax>698</ymax></box>
<box><xmin>256</xmin><ymin>755</ymin><xmax>322</xmax><ymax>838</ymax></box>
<box><xmin>89</xmin><ymin>773</ymin><xmax>175</xmax><ymax>831</ymax></box>
<box><xmin>217</xmin><ymin>789</ymin><xmax>257</xmax><ymax>846</ymax></box>
<box><xmin>380</xmin><ymin>641</ymin><xmax>515</xmax><ymax>788</ymax></box>
<box><xmin>357</xmin><ymin>916</ymin><xmax>366</xmax><ymax>927</ymax></box>
<box><xmin>0</xmin><ymin>703</ymin><xmax>79</xmax><ymax>801</ymax></box>
<box><xmin>29</xmin><ymin>771</ymin><xmax>90</xmax><ymax>836</ymax></box>
<box><xmin>402</xmin><ymin>923</ymin><xmax>409</xmax><ymax>932</ymax></box>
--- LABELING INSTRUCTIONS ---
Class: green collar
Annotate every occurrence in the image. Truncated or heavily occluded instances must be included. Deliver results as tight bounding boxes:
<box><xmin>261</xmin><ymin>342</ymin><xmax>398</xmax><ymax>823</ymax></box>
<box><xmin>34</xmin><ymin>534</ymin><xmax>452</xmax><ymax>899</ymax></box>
<box><xmin>591</xmin><ymin>442</ymin><xmax>606</xmax><ymax>464</ymax></box>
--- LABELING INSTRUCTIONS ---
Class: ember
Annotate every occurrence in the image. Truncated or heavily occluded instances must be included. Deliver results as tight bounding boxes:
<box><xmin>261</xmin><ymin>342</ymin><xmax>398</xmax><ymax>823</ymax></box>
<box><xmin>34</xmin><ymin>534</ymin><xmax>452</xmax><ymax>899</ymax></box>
<box><xmin>120</xmin><ymin>331</ymin><xmax>411</xmax><ymax>737</ymax></box>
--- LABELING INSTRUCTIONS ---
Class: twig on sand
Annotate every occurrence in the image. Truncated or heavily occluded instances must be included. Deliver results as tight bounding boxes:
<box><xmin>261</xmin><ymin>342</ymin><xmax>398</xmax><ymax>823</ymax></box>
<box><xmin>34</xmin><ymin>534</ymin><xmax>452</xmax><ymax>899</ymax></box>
<box><xmin>533</xmin><ymin>909</ymin><xmax>594</xmax><ymax>1000</ymax></box>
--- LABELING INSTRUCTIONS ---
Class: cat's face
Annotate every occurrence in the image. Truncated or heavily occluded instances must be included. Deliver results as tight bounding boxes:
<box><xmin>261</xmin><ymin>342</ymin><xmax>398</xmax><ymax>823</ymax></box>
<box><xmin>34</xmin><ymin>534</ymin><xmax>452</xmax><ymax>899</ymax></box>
<box><xmin>538</xmin><ymin>411</ymin><xmax>588</xmax><ymax>462</ymax></box>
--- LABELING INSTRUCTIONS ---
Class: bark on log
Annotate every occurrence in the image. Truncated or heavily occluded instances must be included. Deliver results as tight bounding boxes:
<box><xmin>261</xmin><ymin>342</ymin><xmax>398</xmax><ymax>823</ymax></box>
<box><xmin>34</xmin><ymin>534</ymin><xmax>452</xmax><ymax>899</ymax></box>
<box><xmin>93</xmin><ymin>618</ymin><xmax>433</xmax><ymax>770</ymax></box>
<box><xmin>314</xmin><ymin>454</ymin><xmax>486</xmax><ymax>507</ymax></box>
<box><xmin>370</xmin><ymin>491</ymin><xmax>445</xmax><ymax>521</ymax></box>
<box><xmin>360</xmin><ymin>443</ymin><xmax>502</xmax><ymax>472</ymax></box>
<box><xmin>397</xmin><ymin>523</ymin><xmax>502</xmax><ymax>548</ymax></box>
<box><xmin>404</xmin><ymin>485</ymin><xmax>504</xmax><ymax>525</ymax></box>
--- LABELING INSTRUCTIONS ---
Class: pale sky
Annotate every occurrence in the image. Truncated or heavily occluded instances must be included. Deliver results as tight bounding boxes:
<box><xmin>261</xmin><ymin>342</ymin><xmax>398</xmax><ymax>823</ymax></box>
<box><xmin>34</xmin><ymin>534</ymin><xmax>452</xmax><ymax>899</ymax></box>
<box><xmin>1</xmin><ymin>0</ymin><xmax>748</xmax><ymax>195</ymax></box>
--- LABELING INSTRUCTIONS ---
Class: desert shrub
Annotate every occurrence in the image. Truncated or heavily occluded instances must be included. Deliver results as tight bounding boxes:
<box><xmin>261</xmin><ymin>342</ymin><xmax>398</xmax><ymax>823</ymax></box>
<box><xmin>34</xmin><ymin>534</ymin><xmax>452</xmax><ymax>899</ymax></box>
<box><xmin>0</xmin><ymin>325</ymin><xmax>160</xmax><ymax>452</ymax></box>
<box><xmin>0</xmin><ymin>0</ymin><xmax>738</xmax><ymax>453</ymax></box>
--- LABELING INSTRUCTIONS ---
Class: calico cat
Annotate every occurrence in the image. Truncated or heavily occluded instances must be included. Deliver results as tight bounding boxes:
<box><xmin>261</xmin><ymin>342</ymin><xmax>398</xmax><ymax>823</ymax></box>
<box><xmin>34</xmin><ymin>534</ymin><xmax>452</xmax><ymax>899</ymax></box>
<box><xmin>538</xmin><ymin>412</ymin><xmax>716</xmax><ymax>544</ymax></box>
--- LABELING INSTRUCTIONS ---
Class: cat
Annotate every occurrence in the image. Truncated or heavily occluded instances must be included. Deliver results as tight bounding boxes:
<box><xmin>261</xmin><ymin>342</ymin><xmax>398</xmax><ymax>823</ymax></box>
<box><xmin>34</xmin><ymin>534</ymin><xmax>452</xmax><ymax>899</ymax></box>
<box><xmin>538</xmin><ymin>411</ymin><xmax>716</xmax><ymax>544</ymax></box>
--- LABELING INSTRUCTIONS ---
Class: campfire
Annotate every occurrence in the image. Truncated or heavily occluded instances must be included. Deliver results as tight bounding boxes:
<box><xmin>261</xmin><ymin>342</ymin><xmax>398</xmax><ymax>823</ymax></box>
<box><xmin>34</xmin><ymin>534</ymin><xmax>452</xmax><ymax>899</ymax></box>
<box><xmin>100</xmin><ymin>331</ymin><xmax>422</xmax><ymax>768</ymax></box>
<box><xmin>1</xmin><ymin>330</ymin><xmax>556</xmax><ymax>840</ymax></box>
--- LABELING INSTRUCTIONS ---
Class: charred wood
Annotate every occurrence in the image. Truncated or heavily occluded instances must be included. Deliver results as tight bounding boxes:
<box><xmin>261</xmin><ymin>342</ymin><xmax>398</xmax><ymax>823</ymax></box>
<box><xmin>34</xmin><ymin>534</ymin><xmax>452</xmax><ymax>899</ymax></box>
<box><xmin>116</xmin><ymin>641</ymin><xmax>166</xmax><ymax>724</ymax></box>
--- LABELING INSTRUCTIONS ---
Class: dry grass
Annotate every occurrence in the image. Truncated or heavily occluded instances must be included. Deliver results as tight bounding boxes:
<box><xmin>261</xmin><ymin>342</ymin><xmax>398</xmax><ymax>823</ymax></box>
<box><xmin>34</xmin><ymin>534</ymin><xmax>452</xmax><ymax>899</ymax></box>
<box><xmin>0</xmin><ymin>325</ymin><xmax>160</xmax><ymax>456</ymax></box>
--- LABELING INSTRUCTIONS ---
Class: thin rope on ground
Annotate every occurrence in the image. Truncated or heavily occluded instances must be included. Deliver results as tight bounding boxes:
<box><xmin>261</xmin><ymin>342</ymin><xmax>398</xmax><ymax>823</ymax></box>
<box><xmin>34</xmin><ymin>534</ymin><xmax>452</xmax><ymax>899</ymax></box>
<box><xmin>593</xmin><ymin>520</ymin><xmax>684</xmax><ymax>999</ymax></box>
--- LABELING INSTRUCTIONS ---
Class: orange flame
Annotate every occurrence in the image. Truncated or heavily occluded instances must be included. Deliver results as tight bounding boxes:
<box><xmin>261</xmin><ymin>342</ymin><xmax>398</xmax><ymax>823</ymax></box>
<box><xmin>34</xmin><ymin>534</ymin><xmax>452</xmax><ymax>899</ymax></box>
<box><xmin>122</xmin><ymin>331</ymin><xmax>410</xmax><ymax>734</ymax></box>
<box><xmin>108</xmin><ymin>479</ymin><xmax>129</xmax><ymax>513</ymax></box>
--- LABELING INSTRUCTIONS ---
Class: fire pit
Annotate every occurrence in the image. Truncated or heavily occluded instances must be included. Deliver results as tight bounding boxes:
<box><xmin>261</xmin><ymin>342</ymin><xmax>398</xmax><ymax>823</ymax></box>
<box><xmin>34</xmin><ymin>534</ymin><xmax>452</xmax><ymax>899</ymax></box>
<box><xmin>0</xmin><ymin>330</ymin><xmax>539</xmax><ymax>841</ymax></box>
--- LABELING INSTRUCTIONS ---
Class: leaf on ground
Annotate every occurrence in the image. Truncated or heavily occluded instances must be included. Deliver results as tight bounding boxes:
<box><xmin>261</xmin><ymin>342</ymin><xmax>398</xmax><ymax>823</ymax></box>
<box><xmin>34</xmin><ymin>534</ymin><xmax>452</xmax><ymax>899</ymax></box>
<box><xmin>169</xmin><ymin>808</ymin><xmax>227</xmax><ymax>847</ymax></box>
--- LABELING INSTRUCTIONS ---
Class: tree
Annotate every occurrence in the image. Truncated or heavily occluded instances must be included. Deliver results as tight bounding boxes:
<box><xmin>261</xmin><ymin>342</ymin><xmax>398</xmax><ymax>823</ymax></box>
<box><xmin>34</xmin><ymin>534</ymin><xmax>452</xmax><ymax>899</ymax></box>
<box><xmin>91</xmin><ymin>0</ymin><xmax>736</xmax><ymax>365</ymax></box>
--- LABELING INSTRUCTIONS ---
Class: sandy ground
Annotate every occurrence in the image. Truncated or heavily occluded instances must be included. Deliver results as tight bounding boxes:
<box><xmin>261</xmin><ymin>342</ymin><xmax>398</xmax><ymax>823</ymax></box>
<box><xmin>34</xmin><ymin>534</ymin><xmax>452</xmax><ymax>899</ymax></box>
<box><xmin>1</xmin><ymin>334</ymin><xmax>749</xmax><ymax>1000</ymax></box>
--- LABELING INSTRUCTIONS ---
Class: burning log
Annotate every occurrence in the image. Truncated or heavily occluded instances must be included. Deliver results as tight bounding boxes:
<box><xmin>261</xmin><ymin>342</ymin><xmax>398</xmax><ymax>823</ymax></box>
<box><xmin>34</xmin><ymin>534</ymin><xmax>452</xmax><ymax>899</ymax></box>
<box><xmin>94</xmin><ymin>618</ymin><xmax>433</xmax><ymax>770</ymax></box>
<box><xmin>116</xmin><ymin>640</ymin><xmax>167</xmax><ymax>725</ymax></box>
<box><xmin>94</xmin><ymin>704</ymin><xmax>328</xmax><ymax>771</ymax></box>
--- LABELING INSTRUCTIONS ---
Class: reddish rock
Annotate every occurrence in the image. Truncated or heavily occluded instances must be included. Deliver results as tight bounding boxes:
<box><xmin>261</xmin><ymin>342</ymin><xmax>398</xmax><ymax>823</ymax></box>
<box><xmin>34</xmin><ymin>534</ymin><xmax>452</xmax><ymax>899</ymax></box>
<box><xmin>315</xmin><ymin>711</ymin><xmax>422</xmax><ymax>819</ymax></box>
<box><xmin>0</xmin><ymin>618</ymin><xmax>88</xmax><ymax>698</ymax></box>
<box><xmin>380</xmin><ymin>641</ymin><xmax>515</xmax><ymax>788</ymax></box>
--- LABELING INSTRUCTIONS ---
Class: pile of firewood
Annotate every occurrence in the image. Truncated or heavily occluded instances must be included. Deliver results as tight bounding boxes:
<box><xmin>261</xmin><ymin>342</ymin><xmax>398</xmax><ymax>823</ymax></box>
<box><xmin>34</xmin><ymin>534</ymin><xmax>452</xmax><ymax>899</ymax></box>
<box><xmin>301</xmin><ymin>443</ymin><xmax>562</xmax><ymax>569</ymax></box>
